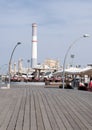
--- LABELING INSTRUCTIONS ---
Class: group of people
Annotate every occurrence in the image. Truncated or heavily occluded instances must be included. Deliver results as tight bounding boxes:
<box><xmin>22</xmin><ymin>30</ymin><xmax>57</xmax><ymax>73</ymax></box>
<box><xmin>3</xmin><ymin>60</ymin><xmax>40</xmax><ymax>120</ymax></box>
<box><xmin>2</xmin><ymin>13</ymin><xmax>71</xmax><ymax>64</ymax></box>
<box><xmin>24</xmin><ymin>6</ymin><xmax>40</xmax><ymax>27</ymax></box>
<box><xmin>67</xmin><ymin>77</ymin><xmax>92</xmax><ymax>91</ymax></box>
<box><xmin>78</xmin><ymin>78</ymin><xmax>92</xmax><ymax>91</ymax></box>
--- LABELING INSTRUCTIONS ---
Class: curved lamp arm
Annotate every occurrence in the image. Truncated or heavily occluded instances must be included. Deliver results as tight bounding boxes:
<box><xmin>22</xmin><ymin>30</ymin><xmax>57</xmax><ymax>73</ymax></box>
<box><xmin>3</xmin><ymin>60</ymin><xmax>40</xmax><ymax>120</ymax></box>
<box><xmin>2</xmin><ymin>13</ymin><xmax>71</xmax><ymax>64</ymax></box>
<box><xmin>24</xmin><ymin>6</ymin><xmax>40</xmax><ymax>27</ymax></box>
<box><xmin>9</xmin><ymin>42</ymin><xmax>21</xmax><ymax>66</ymax></box>
<box><xmin>62</xmin><ymin>34</ymin><xmax>90</xmax><ymax>89</ymax></box>
<box><xmin>8</xmin><ymin>42</ymin><xmax>22</xmax><ymax>88</ymax></box>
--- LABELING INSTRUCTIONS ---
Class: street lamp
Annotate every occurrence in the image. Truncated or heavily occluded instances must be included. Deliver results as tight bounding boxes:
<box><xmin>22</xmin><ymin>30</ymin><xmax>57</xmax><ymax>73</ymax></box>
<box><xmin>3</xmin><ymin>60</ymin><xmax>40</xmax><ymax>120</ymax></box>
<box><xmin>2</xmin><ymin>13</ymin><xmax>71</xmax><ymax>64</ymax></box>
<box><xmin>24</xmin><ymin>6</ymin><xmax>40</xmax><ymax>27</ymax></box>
<box><xmin>62</xmin><ymin>34</ymin><xmax>90</xmax><ymax>89</ymax></box>
<box><xmin>8</xmin><ymin>42</ymin><xmax>22</xmax><ymax>88</ymax></box>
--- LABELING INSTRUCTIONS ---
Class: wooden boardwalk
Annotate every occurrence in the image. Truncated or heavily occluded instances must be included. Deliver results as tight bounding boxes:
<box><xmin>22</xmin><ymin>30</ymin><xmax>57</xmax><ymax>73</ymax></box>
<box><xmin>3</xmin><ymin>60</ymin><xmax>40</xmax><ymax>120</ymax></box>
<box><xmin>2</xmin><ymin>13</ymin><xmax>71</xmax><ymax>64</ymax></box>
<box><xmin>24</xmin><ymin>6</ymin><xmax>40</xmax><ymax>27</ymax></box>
<box><xmin>0</xmin><ymin>84</ymin><xmax>92</xmax><ymax>130</ymax></box>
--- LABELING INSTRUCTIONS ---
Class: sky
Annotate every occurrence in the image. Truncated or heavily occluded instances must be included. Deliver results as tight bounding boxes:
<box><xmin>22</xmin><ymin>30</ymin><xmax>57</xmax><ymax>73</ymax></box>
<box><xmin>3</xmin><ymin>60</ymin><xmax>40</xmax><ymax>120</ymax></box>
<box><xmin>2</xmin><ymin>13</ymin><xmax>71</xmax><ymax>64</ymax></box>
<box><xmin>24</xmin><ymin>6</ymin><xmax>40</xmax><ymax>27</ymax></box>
<box><xmin>0</xmin><ymin>0</ymin><xmax>92</xmax><ymax>72</ymax></box>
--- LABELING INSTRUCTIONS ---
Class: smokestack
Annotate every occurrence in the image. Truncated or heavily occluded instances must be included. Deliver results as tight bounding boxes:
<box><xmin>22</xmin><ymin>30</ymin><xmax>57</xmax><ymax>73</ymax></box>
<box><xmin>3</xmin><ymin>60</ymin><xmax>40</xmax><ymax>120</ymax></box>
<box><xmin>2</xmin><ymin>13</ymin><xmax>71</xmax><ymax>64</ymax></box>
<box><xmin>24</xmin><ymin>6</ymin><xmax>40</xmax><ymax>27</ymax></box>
<box><xmin>31</xmin><ymin>23</ymin><xmax>37</xmax><ymax>68</ymax></box>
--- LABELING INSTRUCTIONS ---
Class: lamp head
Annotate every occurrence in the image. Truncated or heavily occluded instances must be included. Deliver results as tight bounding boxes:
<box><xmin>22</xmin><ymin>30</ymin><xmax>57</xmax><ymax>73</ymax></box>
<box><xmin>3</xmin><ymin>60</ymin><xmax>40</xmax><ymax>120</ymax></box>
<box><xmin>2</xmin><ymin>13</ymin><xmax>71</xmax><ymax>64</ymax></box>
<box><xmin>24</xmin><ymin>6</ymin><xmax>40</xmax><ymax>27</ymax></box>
<box><xmin>83</xmin><ymin>34</ymin><xmax>90</xmax><ymax>37</ymax></box>
<box><xmin>17</xmin><ymin>42</ymin><xmax>21</xmax><ymax>45</ymax></box>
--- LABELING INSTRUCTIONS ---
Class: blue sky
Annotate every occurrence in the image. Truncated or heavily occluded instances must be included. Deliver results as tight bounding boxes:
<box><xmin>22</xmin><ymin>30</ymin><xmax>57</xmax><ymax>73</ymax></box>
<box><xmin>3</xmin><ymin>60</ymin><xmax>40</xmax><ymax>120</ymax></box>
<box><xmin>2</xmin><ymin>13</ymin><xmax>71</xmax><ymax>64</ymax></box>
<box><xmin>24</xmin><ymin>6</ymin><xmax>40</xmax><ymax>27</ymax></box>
<box><xmin>0</xmin><ymin>0</ymin><xmax>92</xmax><ymax>71</ymax></box>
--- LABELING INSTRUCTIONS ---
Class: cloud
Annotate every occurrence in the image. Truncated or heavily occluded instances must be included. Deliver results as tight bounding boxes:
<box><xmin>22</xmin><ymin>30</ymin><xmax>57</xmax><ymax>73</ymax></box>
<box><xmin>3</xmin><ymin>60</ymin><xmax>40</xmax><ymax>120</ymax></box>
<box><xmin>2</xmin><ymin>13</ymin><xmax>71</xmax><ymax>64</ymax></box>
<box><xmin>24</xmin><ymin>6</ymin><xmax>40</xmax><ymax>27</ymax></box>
<box><xmin>0</xmin><ymin>0</ymin><xmax>92</xmax><ymax>66</ymax></box>
<box><xmin>0</xmin><ymin>0</ymin><xmax>92</xmax><ymax>27</ymax></box>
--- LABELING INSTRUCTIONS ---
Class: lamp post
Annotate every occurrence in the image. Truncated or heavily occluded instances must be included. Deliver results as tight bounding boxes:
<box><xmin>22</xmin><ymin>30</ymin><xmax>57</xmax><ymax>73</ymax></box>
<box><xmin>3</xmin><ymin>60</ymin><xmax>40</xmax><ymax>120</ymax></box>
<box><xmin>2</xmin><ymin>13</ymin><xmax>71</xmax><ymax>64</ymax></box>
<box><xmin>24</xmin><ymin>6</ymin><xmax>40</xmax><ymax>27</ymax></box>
<box><xmin>8</xmin><ymin>42</ymin><xmax>22</xmax><ymax>88</ymax></box>
<box><xmin>62</xmin><ymin>34</ymin><xmax>90</xmax><ymax>89</ymax></box>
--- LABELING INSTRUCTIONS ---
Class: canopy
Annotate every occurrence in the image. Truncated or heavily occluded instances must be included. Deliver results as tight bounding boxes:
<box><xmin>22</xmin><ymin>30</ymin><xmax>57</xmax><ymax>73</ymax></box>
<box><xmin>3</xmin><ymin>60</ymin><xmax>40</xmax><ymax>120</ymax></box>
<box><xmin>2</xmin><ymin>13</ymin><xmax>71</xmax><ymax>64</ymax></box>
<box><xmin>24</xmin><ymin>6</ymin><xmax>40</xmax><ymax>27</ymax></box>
<box><xmin>53</xmin><ymin>66</ymin><xmax>92</xmax><ymax>76</ymax></box>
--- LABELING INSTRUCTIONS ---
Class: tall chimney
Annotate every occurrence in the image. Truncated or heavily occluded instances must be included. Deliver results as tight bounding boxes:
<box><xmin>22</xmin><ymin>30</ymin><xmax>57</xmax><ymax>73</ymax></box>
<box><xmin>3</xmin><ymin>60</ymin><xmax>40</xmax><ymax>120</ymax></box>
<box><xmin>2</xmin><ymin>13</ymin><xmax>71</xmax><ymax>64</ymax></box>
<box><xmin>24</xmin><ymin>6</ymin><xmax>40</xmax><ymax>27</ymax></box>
<box><xmin>31</xmin><ymin>23</ymin><xmax>37</xmax><ymax>68</ymax></box>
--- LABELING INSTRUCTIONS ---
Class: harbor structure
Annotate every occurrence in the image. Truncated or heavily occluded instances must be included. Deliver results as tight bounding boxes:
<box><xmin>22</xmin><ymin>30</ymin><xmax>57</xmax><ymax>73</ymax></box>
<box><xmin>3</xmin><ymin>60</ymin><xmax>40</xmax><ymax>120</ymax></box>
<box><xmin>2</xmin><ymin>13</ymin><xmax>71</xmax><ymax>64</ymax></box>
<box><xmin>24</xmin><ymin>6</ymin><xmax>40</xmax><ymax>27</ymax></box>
<box><xmin>31</xmin><ymin>23</ymin><xmax>38</xmax><ymax>68</ymax></box>
<box><xmin>18</xmin><ymin>59</ymin><xmax>23</xmax><ymax>74</ymax></box>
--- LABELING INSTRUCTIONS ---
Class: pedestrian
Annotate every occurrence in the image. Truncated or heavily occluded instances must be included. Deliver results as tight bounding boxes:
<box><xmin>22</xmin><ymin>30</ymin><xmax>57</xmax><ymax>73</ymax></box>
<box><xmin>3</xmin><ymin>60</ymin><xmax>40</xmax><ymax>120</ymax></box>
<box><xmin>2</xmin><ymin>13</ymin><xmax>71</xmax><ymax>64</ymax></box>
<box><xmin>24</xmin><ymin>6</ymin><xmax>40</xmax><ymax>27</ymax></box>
<box><xmin>88</xmin><ymin>78</ymin><xmax>92</xmax><ymax>91</ymax></box>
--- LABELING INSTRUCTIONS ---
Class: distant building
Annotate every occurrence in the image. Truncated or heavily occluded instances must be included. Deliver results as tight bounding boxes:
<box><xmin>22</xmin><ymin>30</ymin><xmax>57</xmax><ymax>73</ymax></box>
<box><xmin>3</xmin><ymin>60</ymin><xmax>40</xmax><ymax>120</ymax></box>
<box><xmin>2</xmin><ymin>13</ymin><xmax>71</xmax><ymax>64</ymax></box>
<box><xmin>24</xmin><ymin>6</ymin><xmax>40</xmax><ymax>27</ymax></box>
<box><xmin>9</xmin><ymin>58</ymin><xmax>61</xmax><ymax>76</ymax></box>
<box><xmin>43</xmin><ymin>59</ymin><xmax>60</xmax><ymax>70</ymax></box>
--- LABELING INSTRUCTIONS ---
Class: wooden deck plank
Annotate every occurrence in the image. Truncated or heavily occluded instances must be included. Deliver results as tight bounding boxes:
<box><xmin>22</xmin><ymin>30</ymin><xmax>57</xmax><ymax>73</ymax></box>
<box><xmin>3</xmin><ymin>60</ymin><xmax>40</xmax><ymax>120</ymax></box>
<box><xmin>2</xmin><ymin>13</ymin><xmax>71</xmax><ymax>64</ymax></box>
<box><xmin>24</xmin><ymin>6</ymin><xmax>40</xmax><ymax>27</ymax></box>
<box><xmin>37</xmin><ymin>88</ymin><xmax>52</xmax><ymax>130</ymax></box>
<box><xmin>0</xmin><ymin>85</ymin><xmax>92</xmax><ymax>130</ymax></box>
<box><xmin>59</xmin><ymin>90</ymin><xmax>92</xmax><ymax>129</ymax></box>
<box><xmin>15</xmin><ymin>87</ymin><xmax>27</xmax><ymax>130</ymax></box>
<box><xmin>68</xmin><ymin>91</ymin><xmax>92</xmax><ymax>122</ymax></box>
<box><xmin>33</xmin><ymin>88</ymin><xmax>45</xmax><ymax>130</ymax></box>
<box><xmin>39</xmin><ymin>90</ymin><xmax>59</xmax><ymax>130</ymax></box>
<box><xmin>0</xmin><ymin>98</ymin><xmax>17</xmax><ymax>130</ymax></box>
<box><xmin>30</xmin><ymin>88</ymin><xmax>37</xmax><ymax>130</ymax></box>
<box><xmin>0</xmin><ymin>99</ymin><xmax>11</xmax><ymax>127</ymax></box>
<box><xmin>23</xmin><ymin>87</ymin><xmax>30</xmax><ymax>130</ymax></box>
<box><xmin>38</xmin><ymin>87</ymin><xmax>66</xmax><ymax>130</ymax></box>
<box><xmin>43</xmin><ymin>88</ymin><xmax>73</xmax><ymax>130</ymax></box>
<box><xmin>6</xmin><ymin>87</ymin><xmax>24</xmax><ymax>130</ymax></box>
<box><xmin>53</xmin><ymin>89</ymin><xmax>92</xmax><ymax>130</ymax></box>
<box><xmin>55</xmin><ymin>92</ymin><xmax>88</xmax><ymax>130</ymax></box>
<box><xmin>0</xmin><ymin>89</ymin><xmax>18</xmax><ymax>130</ymax></box>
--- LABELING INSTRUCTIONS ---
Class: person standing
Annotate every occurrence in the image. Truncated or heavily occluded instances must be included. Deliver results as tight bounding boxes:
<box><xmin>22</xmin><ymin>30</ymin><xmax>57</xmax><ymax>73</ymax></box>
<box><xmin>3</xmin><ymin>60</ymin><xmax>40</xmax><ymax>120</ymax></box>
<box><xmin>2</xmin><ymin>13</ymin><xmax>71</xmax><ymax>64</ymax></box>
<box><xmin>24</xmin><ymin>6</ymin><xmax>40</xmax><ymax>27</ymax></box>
<box><xmin>88</xmin><ymin>78</ymin><xmax>92</xmax><ymax>91</ymax></box>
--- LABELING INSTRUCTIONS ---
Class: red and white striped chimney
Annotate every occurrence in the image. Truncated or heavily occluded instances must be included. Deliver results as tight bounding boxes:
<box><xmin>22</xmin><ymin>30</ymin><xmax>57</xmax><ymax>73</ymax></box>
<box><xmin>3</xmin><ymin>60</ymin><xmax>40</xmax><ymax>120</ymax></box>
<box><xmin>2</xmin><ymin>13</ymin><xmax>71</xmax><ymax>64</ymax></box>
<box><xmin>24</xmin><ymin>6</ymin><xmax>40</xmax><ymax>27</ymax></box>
<box><xmin>31</xmin><ymin>23</ymin><xmax>38</xmax><ymax>68</ymax></box>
